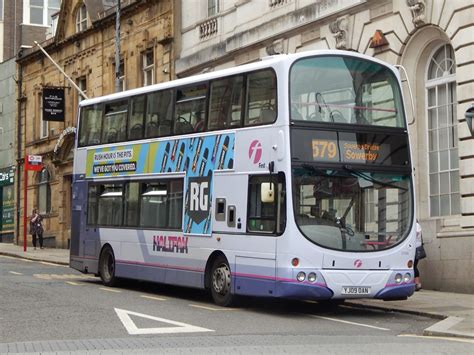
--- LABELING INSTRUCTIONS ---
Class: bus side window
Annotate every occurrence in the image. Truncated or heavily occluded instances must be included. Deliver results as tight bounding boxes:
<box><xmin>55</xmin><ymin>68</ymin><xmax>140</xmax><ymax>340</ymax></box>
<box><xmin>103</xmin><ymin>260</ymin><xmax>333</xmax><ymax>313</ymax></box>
<box><xmin>175</xmin><ymin>84</ymin><xmax>207</xmax><ymax>135</ymax></box>
<box><xmin>124</xmin><ymin>182</ymin><xmax>140</xmax><ymax>226</ymax></box>
<box><xmin>87</xmin><ymin>184</ymin><xmax>99</xmax><ymax>225</ymax></box>
<box><xmin>245</xmin><ymin>69</ymin><xmax>277</xmax><ymax>126</ymax></box>
<box><xmin>128</xmin><ymin>95</ymin><xmax>145</xmax><ymax>141</ymax></box>
<box><xmin>102</xmin><ymin>100</ymin><xmax>128</xmax><ymax>144</ymax></box>
<box><xmin>208</xmin><ymin>75</ymin><xmax>243</xmax><ymax>130</ymax></box>
<box><xmin>247</xmin><ymin>173</ymin><xmax>286</xmax><ymax>234</ymax></box>
<box><xmin>97</xmin><ymin>184</ymin><xmax>123</xmax><ymax>227</ymax></box>
<box><xmin>139</xmin><ymin>179</ymin><xmax>183</xmax><ymax>229</ymax></box>
<box><xmin>145</xmin><ymin>90</ymin><xmax>173</xmax><ymax>138</ymax></box>
<box><xmin>79</xmin><ymin>104</ymin><xmax>102</xmax><ymax>146</ymax></box>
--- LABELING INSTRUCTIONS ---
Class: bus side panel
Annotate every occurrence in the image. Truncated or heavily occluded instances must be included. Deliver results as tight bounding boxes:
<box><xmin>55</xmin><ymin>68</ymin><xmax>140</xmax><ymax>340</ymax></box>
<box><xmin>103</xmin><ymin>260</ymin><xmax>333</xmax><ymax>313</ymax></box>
<box><xmin>107</xmin><ymin>229</ymin><xmax>205</xmax><ymax>289</ymax></box>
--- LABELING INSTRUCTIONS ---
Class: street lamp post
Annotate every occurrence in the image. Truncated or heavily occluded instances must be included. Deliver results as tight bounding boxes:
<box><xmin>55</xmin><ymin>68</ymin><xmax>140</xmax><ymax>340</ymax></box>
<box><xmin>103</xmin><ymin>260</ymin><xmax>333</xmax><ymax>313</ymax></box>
<box><xmin>466</xmin><ymin>103</ymin><xmax>474</xmax><ymax>137</ymax></box>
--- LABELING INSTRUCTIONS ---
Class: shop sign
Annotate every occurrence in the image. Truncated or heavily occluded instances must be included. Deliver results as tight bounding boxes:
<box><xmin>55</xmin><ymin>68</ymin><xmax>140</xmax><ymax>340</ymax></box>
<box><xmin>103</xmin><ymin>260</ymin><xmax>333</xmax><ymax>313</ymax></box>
<box><xmin>0</xmin><ymin>167</ymin><xmax>14</xmax><ymax>187</ymax></box>
<box><xmin>26</xmin><ymin>155</ymin><xmax>43</xmax><ymax>171</ymax></box>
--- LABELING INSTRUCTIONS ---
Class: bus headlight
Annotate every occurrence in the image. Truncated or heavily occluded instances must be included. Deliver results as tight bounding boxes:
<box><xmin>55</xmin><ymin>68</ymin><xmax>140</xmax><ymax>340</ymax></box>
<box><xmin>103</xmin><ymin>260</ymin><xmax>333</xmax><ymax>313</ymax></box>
<box><xmin>307</xmin><ymin>272</ymin><xmax>317</xmax><ymax>283</ymax></box>
<box><xmin>403</xmin><ymin>273</ymin><xmax>411</xmax><ymax>283</ymax></box>
<box><xmin>297</xmin><ymin>272</ymin><xmax>306</xmax><ymax>282</ymax></box>
<box><xmin>394</xmin><ymin>273</ymin><xmax>403</xmax><ymax>284</ymax></box>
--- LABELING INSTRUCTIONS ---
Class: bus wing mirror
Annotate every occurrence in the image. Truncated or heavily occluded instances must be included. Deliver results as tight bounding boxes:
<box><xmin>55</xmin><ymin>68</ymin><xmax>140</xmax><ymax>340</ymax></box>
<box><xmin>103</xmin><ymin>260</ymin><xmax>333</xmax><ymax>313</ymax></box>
<box><xmin>261</xmin><ymin>182</ymin><xmax>275</xmax><ymax>203</ymax></box>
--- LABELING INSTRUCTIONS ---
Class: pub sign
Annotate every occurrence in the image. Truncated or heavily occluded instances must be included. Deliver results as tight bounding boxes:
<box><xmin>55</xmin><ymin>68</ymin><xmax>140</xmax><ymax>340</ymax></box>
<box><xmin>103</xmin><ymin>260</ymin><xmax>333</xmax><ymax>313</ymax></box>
<box><xmin>43</xmin><ymin>88</ymin><xmax>65</xmax><ymax>122</ymax></box>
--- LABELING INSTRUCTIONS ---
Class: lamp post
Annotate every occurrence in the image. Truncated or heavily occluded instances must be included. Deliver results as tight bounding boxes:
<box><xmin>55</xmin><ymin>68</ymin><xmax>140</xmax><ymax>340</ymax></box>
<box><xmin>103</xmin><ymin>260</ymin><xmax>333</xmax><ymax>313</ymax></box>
<box><xmin>466</xmin><ymin>104</ymin><xmax>474</xmax><ymax>137</ymax></box>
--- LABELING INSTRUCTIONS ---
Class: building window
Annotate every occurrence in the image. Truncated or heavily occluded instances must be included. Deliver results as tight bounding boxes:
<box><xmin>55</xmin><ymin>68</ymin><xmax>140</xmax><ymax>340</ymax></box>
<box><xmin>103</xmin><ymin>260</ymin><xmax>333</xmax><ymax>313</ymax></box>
<box><xmin>76</xmin><ymin>3</ymin><xmax>88</xmax><ymax>32</ymax></box>
<box><xmin>38</xmin><ymin>168</ymin><xmax>51</xmax><ymax>214</ymax></box>
<box><xmin>208</xmin><ymin>0</ymin><xmax>218</xmax><ymax>17</ymax></box>
<box><xmin>114</xmin><ymin>60</ymin><xmax>125</xmax><ymax>92</ymax></box>
<box><xmin>39</xmin><ymin>93</ymin><xmax>48</xmax><ymax>139</ymax></box>
<box><xmin>29</xmin><ymin>0</ymin><xmax>61</xmax><ymax>26</ymax></box>
<box><xmin>142</xmin><ymin>50</ymin><xmax>154</xmax><ymax>86</ymax></box>
<box><xmin>0</xmin><ymin>0</ymin><xmax>4</xmax><ymax>21</ymax></box>
<box><xmin>77</xmin><ymin>76</ymin><xmax>87</xmax><ymax>103</ymax></box>
<box><xmin>426</xmin><ymin>44</ymin><xmax>459</xmax><ymax>217</ymax></box>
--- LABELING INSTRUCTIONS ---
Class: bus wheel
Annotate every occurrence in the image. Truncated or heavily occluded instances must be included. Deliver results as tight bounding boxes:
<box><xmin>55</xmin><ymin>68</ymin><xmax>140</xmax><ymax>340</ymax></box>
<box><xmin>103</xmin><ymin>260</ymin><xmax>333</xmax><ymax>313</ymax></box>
<box><xmin>211</xmin><ymin>256</ymin><xmax>234</xmax><ymax>307</ymax></box>
<box><xmin>99</xmin><ymin>245</ymin><xmax>118</xmax><ymax>287</ymax></box>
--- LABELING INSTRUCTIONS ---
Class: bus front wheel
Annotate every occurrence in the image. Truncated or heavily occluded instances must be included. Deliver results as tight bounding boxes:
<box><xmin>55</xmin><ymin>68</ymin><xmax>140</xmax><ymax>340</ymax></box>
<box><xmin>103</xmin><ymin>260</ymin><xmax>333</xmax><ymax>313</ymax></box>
<box><xmin>99</xmin><ymin>245</ymin><xmax>118</xmax><ymax>287</ymax></box>
<box><xmin>210</xmin><ymin>256</ymin><xmax>234</xmax><ymax>307</ymax></box>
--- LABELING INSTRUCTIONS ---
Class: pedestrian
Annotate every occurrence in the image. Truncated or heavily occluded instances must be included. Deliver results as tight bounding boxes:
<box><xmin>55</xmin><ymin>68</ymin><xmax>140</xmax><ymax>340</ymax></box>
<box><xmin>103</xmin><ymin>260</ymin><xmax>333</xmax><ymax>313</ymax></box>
<box><xmin>414</xmin><ymin>221</ymin><xmax>426</xmax><ymax>291</ymax></box>
<box><xmin>30</xmin><ymin>208</ymin><xmax>44</xmax><ymax>250</ymax></box>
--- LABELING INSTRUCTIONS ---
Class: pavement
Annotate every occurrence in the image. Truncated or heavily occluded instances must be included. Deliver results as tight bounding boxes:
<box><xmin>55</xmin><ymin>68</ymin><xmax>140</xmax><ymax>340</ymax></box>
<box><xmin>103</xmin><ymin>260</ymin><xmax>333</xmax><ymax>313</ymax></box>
<box><xmin>0</xmin><ymin>242</ymin><xmax>473</xmax><ymax>340</ymax></box>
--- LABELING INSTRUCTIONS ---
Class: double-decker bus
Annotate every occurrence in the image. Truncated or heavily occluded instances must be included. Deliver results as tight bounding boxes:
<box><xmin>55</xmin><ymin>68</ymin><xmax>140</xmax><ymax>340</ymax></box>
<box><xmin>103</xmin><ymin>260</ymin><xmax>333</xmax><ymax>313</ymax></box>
<box><xmin>71</xmin><ymin>50</ymin><xmax>416</xmax><ymax>306</ymax></box>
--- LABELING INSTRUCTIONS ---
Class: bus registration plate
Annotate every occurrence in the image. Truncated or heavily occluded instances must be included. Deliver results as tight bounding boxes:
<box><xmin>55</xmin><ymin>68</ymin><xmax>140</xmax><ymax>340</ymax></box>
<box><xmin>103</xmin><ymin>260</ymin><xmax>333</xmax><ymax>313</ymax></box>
<box><xmin>342</xmin><ymin>286</ymin><xmax>371</xmax><ymax>295</ymax></box>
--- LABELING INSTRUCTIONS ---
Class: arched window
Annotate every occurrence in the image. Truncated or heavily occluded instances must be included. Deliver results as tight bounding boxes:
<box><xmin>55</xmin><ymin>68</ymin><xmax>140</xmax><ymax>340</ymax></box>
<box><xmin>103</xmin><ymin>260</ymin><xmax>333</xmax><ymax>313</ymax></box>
<box><xmin>76</xmin><ymin>3</ymin><xmax>88</xmax><ymax>33</ymax></box>
<box><xmin>426</xmin><ymin>44</ymin><xmax>459</xmax><ymax>216</ymax></box>
<box><xmin>38</xmin><ymin>168</ymin><xmax>51</xmax><ymax>214</ymax></box>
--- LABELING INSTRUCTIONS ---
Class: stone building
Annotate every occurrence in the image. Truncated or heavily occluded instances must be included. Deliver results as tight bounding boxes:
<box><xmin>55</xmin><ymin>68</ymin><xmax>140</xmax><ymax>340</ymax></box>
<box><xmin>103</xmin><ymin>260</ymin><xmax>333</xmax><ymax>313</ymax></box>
<box><xmin>176</xmin><ymin>0</ymin><xmax>474</xmax><ymax>293</ymax></box>
<box><xmin>16</xmin><ymin>0</ymin><xmax>175</xmax><ymax>248</ymax></box>
<box><xmin>1</xmin><ymin>0</ymin><xmax>60</xmax><ymax>243</ymax></box>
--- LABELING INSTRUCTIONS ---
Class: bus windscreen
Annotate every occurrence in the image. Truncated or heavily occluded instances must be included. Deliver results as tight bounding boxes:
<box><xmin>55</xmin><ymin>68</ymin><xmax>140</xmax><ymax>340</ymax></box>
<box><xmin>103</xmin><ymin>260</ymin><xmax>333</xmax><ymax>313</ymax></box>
<box><xmin>289</xmin><ymin>56</ymin><xmax>405</xmax><ymax>128</ymax></box>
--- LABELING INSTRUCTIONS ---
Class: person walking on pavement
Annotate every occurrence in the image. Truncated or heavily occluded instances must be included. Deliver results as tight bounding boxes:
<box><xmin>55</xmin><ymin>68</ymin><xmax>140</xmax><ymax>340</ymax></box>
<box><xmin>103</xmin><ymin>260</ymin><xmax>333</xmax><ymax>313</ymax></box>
<box><xmin>30</xmin><ymin>208</ymin><xmax>44</xmax><ymax>250</ymax></box>
<box><xmin>414</xmin><ymin>221</ymin><xmax>425</xmax><ymax>291</ymax></box>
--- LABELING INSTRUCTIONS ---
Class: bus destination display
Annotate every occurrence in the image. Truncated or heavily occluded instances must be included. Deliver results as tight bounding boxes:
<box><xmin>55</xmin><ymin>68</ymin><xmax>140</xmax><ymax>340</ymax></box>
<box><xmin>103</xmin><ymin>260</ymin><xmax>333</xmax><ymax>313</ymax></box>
<box><xmin>292</xmin><ymin>128</ymin><xmax>409</xmax><ymax>167</ymax></box>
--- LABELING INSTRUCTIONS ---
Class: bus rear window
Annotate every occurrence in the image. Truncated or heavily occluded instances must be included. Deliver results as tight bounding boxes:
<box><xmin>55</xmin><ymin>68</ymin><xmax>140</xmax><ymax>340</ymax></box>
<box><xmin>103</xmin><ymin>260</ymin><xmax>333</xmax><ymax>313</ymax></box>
<box><xmin>290</xmin><ymin>56</ymin><xmax>405</xmax><ymax>128</ymax></box>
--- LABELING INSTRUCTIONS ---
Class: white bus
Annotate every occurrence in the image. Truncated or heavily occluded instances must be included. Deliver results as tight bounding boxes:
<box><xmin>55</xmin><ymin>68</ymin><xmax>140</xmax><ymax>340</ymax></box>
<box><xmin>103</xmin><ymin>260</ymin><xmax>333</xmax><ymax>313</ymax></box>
<box><xmin>71</xmin><ymin>50</ymin><xmax>416</xmax><ymax>306</ymax></box>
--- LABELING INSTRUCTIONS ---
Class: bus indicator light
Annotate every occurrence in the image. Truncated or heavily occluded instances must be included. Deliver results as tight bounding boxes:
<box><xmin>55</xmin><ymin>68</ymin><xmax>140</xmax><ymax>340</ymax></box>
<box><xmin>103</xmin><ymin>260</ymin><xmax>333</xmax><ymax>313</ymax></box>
<box><xmin>291</xmin><ymin>258</ymin><xmax>299</xmax><ymax>267</ymax></box>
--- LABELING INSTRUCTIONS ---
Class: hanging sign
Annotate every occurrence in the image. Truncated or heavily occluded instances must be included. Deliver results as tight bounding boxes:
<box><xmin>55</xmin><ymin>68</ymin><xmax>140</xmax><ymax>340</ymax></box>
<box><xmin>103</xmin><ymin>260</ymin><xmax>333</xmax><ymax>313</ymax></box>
<box><xmin>43</xmin><ymin>87</ymin><xmax>65</xmax><ymax>121</ymax></box>
<box><xmin>25</xmin><ymin>155</ymin><xmax>43</xmax><ymax>171</ymax></box>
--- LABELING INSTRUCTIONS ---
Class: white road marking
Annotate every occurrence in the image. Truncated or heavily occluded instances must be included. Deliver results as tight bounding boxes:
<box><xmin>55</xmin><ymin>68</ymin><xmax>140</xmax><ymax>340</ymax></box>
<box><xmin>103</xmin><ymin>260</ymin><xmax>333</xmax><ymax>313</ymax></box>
<box><xmin>399</xmin><ymin>334</ymin><xmax>474</xmax><ymax>344</ymax></box>
<box><xmin>40</xmin><ymin>261</ymin><xmax>62</xmax><ymax>267</ymax></box>
<box><xmin>66</xmin><ymin>281</ymin><xmax>82</xmax><ymax>286</ymax></box>
<box><xmin>189</xmin><ymin>304</ymin><xmax>238</xmax><ymax>311</ymax></box>
<box><xmin>9</xmin><ymin>271</ymin><xmax>23</xmax><ymax>275</ymax></box>
<box><xmin>312</xmin><ymin>315</ymin><xmax>390</xmax><ymax>331</ymax></box>
<box><xmin>140</xmin><ymin>295</ymin><xmax>166</xmax><ymax>301</ymax></box>
<box><xmin>99</xmin><ymin>287</ymin><xmax>121</xmax><ymax>293</ymax></box>
<box><xmin>115</xmin><ymin>308</ymin><xmax>214</xmax><ymax>335</ymax></box>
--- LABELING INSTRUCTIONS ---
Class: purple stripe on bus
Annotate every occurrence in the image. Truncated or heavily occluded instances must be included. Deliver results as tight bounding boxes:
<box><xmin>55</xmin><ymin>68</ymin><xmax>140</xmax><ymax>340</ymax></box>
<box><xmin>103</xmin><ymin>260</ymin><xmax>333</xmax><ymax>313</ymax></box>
<box><xmin>116</xmin><ymin>259</ymin><xmax>204</xmax><ymax>273</ymax></box>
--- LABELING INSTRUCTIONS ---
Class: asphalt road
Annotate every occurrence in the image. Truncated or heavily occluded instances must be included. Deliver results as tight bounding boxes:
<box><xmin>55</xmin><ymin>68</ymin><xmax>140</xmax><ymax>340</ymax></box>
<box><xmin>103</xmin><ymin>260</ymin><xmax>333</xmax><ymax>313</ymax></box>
<box><xmin>1</xmin><ymin>255</ymin><xmax>473</xmax><ymax>354</ymax></box>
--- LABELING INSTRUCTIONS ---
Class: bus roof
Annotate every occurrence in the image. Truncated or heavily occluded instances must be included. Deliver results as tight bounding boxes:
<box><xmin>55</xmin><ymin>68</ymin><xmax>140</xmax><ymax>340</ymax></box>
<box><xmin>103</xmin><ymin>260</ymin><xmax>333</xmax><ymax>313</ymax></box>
<box><xmin>79</xmin><ymin>49</ymin><xmax>398</xmax><ymax>107</ymax></box>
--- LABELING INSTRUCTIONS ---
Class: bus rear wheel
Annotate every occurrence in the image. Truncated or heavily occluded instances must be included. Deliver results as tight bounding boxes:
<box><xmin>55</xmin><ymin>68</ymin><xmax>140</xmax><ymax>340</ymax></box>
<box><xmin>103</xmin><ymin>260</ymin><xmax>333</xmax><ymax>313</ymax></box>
<box><xmin>210</xmin><ymin>256</ymin><xmax>235</xmax><ymax>307</ymax></box>
<box><xmin>99</xmin><ymin>245</ymin><xmax>118</xmax><ymax>287</ymax></box>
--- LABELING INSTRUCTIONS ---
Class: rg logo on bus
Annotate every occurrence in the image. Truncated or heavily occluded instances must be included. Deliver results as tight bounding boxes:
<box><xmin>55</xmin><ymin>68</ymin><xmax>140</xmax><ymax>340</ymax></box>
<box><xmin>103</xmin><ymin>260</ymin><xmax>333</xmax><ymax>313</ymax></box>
<box><xmin>187</xmin><ymin>176</ymin><xmax>211</xmax><ymax>224</ymax></box>
<box><xmin>248</xmin><ymin>140</ymin><xmax>262</xmax><ymax>164</ymax></box>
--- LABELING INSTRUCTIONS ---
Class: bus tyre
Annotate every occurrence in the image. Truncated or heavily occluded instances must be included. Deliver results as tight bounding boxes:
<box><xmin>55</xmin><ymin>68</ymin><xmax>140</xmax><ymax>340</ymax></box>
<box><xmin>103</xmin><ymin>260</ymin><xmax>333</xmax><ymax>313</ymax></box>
<box><xmin>211</xmin><ymin>256</ymin><xmax>234</xmax><ymax>307</ymax></box>
<box><xmin>99</xmin><ymin>245</ymin><xmax>118</xmax><ymax>287</ymax></box>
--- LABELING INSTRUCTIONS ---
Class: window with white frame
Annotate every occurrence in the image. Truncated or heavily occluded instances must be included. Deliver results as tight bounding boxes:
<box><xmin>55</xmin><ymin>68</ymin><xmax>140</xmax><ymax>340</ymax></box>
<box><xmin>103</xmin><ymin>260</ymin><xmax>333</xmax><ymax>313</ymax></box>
<box><xmin>208</xmin><ymin>0</ymin><xmax>218</xmax><ymax>17</ymax></box>
<box><xmin>77</xmin><ymin>76</ymin><xmax>87</xmax><ymax>103</ymax></box>
<box><xmin>28</xmin><ymin>0</ymin><xmax>61</xmax><ymax>26</ymax></box>
<box><xmin>426</xmin><ymin>44</ymin><xmax>459</xmax><ymax>217</ymax></box>
<box><xmin>39</xmin><ymin>93</ymin><xmax>49</xmax><ymax>139</ymax></box>
<box><xmin>142</xmin><ymin>50</ymin><xmax>154</xmax><ymax>86</ymax></box>
<box><xmin>76</xmin><ymin>3</ymin><xmax>88</xmax><ymax>32</ymax></box>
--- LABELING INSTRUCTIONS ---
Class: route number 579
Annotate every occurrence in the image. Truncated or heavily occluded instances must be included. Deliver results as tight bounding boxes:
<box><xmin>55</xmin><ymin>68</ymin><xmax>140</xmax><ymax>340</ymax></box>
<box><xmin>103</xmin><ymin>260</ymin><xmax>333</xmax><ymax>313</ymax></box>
<box><xmin>312</xmin><ymin>140</ymin><xmax>338</xmax><ymax>160</ymax></box>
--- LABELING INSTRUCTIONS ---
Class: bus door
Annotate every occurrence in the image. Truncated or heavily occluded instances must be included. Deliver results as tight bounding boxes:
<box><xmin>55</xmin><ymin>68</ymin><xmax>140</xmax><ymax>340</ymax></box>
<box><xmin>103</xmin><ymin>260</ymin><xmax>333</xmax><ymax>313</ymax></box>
<box><xmin>213</xmin><ymin>173</ymin><xmax>285</xmax><ymax>297</ymax></box>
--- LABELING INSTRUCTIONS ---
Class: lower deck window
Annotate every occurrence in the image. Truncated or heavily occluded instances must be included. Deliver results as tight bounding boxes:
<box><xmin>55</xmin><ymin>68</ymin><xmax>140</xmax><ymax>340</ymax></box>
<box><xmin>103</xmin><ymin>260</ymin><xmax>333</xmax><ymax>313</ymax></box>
<box><xmin>87</xmin><ymin>178</ymin><xmax>183</xmax><ymax>230</ymax></box>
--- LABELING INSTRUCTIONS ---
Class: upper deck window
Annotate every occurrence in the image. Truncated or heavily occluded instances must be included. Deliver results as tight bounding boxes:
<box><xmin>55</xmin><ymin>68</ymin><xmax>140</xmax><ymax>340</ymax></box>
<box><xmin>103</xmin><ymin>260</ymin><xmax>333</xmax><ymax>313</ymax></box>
<box><xmin>290</xmin><ymin>56</ymin><xmax>405</xmax><ymax>128</ymax></box>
